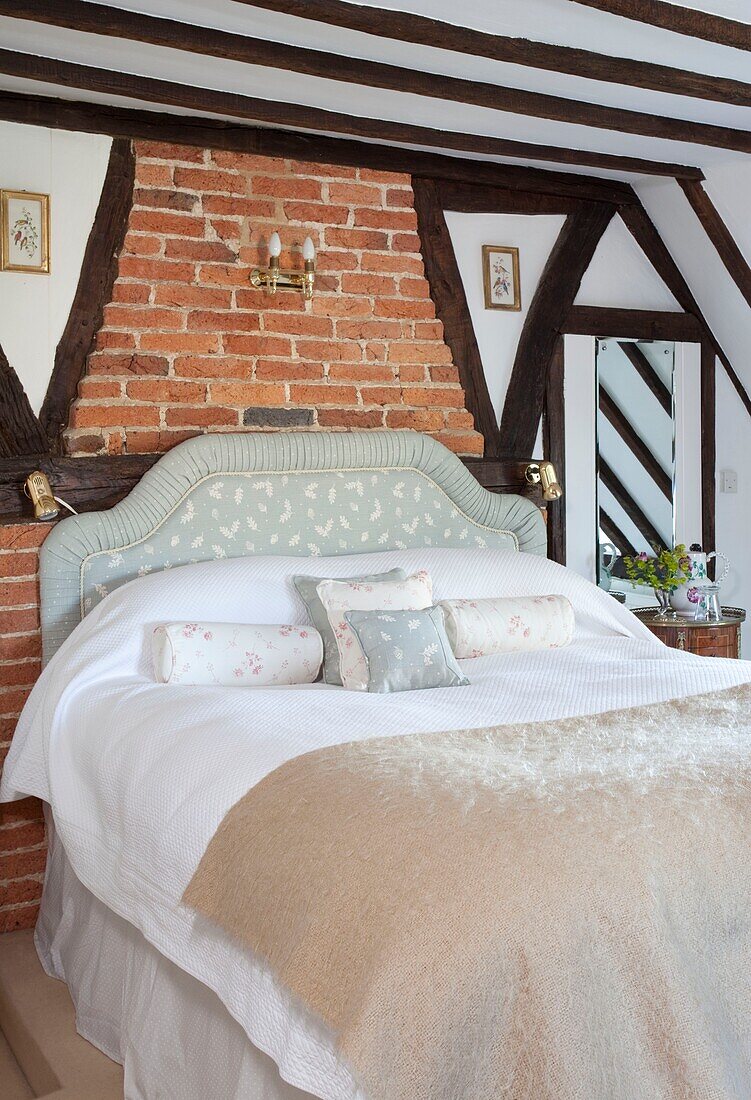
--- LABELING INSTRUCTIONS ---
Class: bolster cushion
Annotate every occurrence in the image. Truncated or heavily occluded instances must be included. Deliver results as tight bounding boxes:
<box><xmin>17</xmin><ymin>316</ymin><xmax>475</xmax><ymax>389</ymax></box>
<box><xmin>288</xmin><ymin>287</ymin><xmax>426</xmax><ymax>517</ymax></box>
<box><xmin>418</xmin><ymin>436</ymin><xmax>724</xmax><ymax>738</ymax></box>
<box><xmin>439</xmin><ymin>595</ymin><xmax>574</xmax><ymax>658</ymax></box>
<box><xmin>152</xmin><ymin>622</ymin><xmax>323</xmax><ymax>686</ymax></box>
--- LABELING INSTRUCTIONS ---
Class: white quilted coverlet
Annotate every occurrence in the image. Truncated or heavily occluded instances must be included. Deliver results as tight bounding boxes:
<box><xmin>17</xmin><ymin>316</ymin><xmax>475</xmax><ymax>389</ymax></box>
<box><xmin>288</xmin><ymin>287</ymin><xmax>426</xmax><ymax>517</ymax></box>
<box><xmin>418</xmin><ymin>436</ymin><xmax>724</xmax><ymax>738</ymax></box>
<box><xmin>4</xmin><ymin>547</ymin><xmax>751</xmax><ymax>1100</ymax></box>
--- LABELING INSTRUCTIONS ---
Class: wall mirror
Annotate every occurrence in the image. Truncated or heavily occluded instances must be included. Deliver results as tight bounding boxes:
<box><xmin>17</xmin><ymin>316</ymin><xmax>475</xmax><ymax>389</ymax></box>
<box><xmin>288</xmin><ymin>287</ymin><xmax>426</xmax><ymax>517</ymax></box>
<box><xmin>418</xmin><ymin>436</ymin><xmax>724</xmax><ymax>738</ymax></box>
<box><xmin>595</xmin><ymin>338</ymin><xmax>676</xmax><ymax>599</ymax></box>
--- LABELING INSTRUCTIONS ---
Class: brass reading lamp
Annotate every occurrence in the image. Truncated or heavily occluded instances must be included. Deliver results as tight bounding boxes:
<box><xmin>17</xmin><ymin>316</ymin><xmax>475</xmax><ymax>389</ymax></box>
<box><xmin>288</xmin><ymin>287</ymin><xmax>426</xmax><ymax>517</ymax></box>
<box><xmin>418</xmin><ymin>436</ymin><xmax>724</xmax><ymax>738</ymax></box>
<box><xmin>524</xmin><ymin>461</ymin><xmax>563</xmax><ymax>502</ymax></box>
<box><xmin>24</xmin><ymin>471</ymin><xmax>78</xmax><ymax>521</ymax></box>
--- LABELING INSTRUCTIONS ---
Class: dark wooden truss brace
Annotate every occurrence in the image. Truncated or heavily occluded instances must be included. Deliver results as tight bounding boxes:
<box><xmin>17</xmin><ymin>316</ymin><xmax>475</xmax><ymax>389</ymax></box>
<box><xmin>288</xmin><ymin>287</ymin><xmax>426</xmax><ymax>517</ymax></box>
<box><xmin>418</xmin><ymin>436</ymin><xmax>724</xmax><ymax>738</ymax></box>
<box><xmin>0</xmin><ymin>342</ymin><xmax>47</xmax><ymax>457</ymax></box>
<box><xmin>412</xmin><ymin>178</ymin><xmax>500</xmax><ymax>458</ymax></box>
<box><xmin>620</xmin><ymin>198</ymin><xmax>751</xmax><ymax>422</ymax></box>
<box><xmin>0</xmin><ymin>13</ymin><xmax>749</xmax><ymax>155</ymax></box>
<box><xmin>563</xmin><ymin>306</ymin><xmax>702</xmax><ymax>341</ymax></box>
<box><xmin>599</xmin><ymin>509</ymin><xmax>637</xmax><ymax>558</ymax></box>
<box><xmin>0</xmin><ymin>90</ymin><xmax>636</xmax><ymax>205</ymax></box>
<box><xmin>617</xmin><ymin>341</ymin><xmax>672</xmax><ymax>416</ymax></box>
<box><xmin>244</xmin><ymin>0</ymin><xmax>751</xmax><ymax>108</ymax></box>
<box><xmin>599</xmin><ymin>457</ymin><xmax>664</xmax><ymax>551</ymax></box>
<box><xmin>500</xmin><ymin>203</ymin><xmax>615</xmax><ymax>457</ymax></box>
<box><xmin>599</xmin><ymin>386</ymin><xmax>672</xmax><ymax>499</ymax></box>
<box><xmin>40</xmin><ymin>138</ymin><xmax>135</xmax><ymax>451</ymax></box>
<box><xmin>569</xmin><ymin>0</ymin><xmax>751</xmax><ymax>50</ymax></box>
<box><xmin>543</xmin><ymin>338</ymin><xmax>566</xmax><ymax>565</ymax></box>
<box><xmin>678</xmin><ymin>179</ymin><xmax>751</xmax><ymax>310</ymax></box>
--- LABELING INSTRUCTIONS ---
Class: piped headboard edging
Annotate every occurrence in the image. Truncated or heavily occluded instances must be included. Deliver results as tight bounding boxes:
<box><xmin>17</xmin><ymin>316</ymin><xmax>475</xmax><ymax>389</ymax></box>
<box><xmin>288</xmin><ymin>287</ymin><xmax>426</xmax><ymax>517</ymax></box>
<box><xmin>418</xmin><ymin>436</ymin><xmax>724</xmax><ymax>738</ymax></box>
<box><xmin>40</xmin><ymin>431</ymin><xmax>546</xmax><ymax>662</ymax></box>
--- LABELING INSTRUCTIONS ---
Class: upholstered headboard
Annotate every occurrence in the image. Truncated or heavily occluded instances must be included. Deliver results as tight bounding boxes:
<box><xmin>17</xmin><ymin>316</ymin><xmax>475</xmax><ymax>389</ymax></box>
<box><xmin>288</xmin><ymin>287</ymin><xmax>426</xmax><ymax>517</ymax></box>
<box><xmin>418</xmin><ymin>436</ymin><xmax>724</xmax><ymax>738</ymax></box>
<box><xmin>39</xmin><ymin>431</ymin><xmax>546</xmax><ymax>663</ymax></box>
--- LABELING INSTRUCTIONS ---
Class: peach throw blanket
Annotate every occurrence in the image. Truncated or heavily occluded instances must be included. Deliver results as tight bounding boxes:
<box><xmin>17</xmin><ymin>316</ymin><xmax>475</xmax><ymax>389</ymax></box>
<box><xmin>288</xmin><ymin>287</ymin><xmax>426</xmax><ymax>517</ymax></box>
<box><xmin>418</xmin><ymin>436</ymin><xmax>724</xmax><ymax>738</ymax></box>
<box><xmin>184</xmin><ymin>684</ymin><xmax>751</xmax><ymax>1100</ymax></box>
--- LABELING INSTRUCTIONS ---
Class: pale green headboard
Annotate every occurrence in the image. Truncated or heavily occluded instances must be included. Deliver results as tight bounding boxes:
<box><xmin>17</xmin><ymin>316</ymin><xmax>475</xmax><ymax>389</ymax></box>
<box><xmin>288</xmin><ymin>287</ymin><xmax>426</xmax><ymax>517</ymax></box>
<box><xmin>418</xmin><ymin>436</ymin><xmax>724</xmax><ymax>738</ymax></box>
<box><xmin>40</xmin><ymin>431</ymin><xmax>546</xmax><ymax>663</ymax></box>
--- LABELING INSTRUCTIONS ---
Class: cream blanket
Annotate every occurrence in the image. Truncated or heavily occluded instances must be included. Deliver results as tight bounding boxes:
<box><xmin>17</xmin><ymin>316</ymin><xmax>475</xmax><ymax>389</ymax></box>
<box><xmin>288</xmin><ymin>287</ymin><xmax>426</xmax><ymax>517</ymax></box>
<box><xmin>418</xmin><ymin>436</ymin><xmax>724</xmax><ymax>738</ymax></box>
<box><xmin>190</xmin><ymin>685</ymin><xmax>750</xmax><ymax>1098</ymax></box>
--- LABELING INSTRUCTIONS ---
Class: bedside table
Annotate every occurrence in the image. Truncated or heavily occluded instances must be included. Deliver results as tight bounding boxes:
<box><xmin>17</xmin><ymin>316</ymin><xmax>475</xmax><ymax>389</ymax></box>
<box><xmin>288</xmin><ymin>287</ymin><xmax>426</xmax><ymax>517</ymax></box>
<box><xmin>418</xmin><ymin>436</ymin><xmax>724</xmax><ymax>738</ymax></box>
<box><xmin>632</xmin><ymin>606</ymin><xmax>746</xmax><ymax>658</ymax></box>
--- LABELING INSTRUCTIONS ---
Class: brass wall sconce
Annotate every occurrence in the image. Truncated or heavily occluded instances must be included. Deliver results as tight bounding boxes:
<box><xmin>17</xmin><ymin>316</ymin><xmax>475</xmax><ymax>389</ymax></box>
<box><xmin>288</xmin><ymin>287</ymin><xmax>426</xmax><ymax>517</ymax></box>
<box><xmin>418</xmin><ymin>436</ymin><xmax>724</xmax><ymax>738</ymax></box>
<box><xmin>250</xmin><ymin>232</ymin><xmax>316</xmax><ymax>300</ymax></box>
<box><xmin>24</xmin><ymin>470</ymin><xmax>78</xmax><ymax>521</ymax></box>
<box><xmin>525</xmin><ymin>461</ymin><xmax>563</xmax><ymax>502</ymax></box>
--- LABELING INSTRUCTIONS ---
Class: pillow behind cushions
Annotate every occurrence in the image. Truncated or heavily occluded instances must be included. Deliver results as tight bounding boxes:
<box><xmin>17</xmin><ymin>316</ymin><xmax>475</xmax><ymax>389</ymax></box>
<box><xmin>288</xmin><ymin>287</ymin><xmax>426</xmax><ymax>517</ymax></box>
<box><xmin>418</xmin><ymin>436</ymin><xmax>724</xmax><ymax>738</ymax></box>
<box><xmin>439</xmin><ymin>594</ymin><xmax>574</xmax><ymax>658</ymax></box>
<box><xmin>293</xmin><ymin>568</ymin><xmax>406</xmax><ymax>685</ymax></box>
<box><xmin>345</xmin><ymin>606</ymin><xmax>468</xmax><ymax>693</ymax></box>
<box><xmin>152</xmin><ymin>622</ymin><xmax>322</xmax><ymax>686</ymax></box>
<box><xmin>316</xmin><ymin>570</ymin><xmax>433</xmax><ymax>691</ymax></box>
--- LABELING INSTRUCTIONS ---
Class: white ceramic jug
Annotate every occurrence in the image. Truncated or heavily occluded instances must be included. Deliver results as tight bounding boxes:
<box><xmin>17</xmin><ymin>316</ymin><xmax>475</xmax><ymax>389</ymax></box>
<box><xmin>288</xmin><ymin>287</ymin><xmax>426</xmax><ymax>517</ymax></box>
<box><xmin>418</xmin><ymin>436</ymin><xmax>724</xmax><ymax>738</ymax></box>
<box><xmin>670</xmin><ymin>545</ymin><xmax>730</xmax><ymax>614</ymax></box>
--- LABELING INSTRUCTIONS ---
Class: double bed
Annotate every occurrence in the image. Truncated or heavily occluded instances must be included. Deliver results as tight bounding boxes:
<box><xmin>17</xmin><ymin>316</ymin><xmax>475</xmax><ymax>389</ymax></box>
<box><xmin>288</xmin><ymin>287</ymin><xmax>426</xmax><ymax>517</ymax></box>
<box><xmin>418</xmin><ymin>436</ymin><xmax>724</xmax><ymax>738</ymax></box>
<box><xmin>2</xmin><ymin>431</ymin><xmax>751</xmax><ymax>1100</ymax></box>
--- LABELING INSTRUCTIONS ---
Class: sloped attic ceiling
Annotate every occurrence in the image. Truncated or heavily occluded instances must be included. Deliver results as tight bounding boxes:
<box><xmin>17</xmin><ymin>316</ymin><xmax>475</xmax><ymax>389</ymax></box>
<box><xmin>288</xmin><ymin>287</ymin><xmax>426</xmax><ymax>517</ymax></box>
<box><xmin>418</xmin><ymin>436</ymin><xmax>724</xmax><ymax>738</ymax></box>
<box><xmin>0</xmin><ymin>0</ymin><xmax>749</xmax><ymax>400</ymax></box>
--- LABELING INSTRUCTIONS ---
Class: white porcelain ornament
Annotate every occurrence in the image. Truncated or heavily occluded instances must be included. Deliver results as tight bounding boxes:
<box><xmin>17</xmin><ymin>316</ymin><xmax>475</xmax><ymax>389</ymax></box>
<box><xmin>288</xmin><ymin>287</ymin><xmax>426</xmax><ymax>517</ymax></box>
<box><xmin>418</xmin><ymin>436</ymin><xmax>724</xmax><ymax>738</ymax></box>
<box><xmin>670</xmin><ymin>544</ymin><xmax>730</xmax><ymax>614</ymax></box>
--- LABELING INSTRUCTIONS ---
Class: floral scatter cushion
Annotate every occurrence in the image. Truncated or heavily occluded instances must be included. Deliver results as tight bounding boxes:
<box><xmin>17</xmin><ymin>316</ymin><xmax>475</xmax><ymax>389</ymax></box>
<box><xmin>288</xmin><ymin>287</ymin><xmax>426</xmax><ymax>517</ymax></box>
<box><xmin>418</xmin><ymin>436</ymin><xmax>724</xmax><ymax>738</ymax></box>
<box><xmin>316</xmin><ymin>571</ymin><xmax>433</xmax><ymax>692</ymax></box>
<box><xmin>152</xmin><ymin>622</ymin><xmax>322</xmax><ymax>686</ymax></box>
<box><xmin>293</xmin><ymin>568</ymin><xmax>406</xmax><ymax>686</ymax></box>
<box><xmin>344</xmin><ymin>607</ymin><xmax>468</xmax><ymax>694</ymax></box>
<box><xmin>439</xmin><ymin>594</ymin><xmax>574</xmax><ymax>659</ymax></box>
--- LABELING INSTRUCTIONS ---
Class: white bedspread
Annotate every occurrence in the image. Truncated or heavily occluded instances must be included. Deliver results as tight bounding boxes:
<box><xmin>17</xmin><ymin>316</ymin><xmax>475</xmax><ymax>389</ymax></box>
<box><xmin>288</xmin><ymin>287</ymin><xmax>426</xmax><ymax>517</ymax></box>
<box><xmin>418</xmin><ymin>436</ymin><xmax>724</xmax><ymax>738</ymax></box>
<box><xmin>4</xmin><ymin>547</ymin><xmax>751</xmax><ymax>1100</ymax></box>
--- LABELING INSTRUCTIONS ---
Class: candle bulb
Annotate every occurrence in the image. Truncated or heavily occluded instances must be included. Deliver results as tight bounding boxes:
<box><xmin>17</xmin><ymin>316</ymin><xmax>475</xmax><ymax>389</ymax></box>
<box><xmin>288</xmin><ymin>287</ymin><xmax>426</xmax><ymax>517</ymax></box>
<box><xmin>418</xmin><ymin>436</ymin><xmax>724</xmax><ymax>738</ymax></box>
<box><xmin>268</xmin><ymin>231</ymin><xmax>282</xmax><ymax>258</ymax></box>
<box><xmin>302</xmin><ymin>236</ymin><xmax>315</xmax><ymax>261</ymax></box>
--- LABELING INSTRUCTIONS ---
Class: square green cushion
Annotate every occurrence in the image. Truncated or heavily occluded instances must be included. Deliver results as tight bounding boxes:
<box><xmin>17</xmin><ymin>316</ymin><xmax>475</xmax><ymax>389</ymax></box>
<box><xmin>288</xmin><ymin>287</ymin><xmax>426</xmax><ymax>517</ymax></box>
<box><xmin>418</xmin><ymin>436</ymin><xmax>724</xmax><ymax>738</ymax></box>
<box><xmin>344</xmin><ymin>606</ymin><xmax>469</xmax><ymax>693</ymax></box>
<box><xmin>293</xmin><ymin>568</ymin><xmax>406</xmax><ymax>685</ymax></box>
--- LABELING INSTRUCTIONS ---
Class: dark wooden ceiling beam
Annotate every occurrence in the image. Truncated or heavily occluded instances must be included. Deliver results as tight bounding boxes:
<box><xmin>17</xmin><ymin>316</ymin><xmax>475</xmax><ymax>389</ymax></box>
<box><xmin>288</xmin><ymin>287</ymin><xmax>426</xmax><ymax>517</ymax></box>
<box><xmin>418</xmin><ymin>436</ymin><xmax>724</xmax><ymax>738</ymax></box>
<box><xmin>243</xmin><ymin>0</ymin><xmax>751</xmax><ymax>108</ymax></box>
<box><xmin>500</xmin><ymin>203</ymin><xmax>615</xmax><ymax>457</ymax></box>
<box><xmin>0</xmin><ymin>343</ymin><xmax>48</xmax><ymax>457</ymax></box>
<box><xmin>0</xmin><ymin>89</ymin><xmax>636</xmax><ymax>205</ymax></box>
<box><xmin>619</xmin><ymin>197</ymin><xmax>751</xmax><ymax>421</ymax></box>
<box><xmin>617</xmin><ymin>341</ymin><xmax>672</xmax><ymax>415</ymax></box>
<box><xmin>569</xmin><ymin>0</ymin><xmax>751</xmax><ymax>50</ymax></box>
<box><xmin>599</xmin><ymin>456</ymin><xmax>665</xmax><ymax>551</ymax></box>
<box><xmin>563</xmin><ymin>306</ymin><xmax>702</xmax><ymax>341</ymax></box>
<box><xmin>412</xmin><ymin>178</ymin><xmax>500</xmax><ymax>458</ymax></box>
<box><xmin>677</xmin><ymin>178</ymin><xmax>751</xmax><ymax>309</ymax></box>
<box><xmin>599</xmin><ymin>385</ymin><xmax>672</xmax><ymax>498</ymax></box>
<box><xmin>0</xmin><ymin>4</ymin><xmax>749</xmax><ymax>153</ymax></box>
<box><xmin>40</xmin><ymin>138</ymin><xmax>135</xmax><ymax>451</ymax></box>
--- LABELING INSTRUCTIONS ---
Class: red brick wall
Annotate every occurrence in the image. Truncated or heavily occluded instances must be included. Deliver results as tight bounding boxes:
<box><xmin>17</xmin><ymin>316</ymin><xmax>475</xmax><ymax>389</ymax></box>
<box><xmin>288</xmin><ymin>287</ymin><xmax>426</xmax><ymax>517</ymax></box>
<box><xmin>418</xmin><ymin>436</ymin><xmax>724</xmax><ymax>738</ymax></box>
<box><xmin>65</xmin><ymin>142</ymin><xmax>482</xmax><ymax>457</ymax></box>
<box><xmin>0</xmin><ymin>141</ymin><xmax>483</xmax><ymax>931</ymax></box>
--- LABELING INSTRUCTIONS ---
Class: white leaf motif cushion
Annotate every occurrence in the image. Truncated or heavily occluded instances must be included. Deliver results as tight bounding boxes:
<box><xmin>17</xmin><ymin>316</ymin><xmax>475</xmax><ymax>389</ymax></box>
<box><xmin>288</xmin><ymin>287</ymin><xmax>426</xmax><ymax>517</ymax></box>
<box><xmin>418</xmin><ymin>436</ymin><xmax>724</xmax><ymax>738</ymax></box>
<box><xmin>152</xmin><ymin>622</ymin><xmax>322</xmax><ymax>686</ymax></box>
<box><xmin>440</xmin><ymin>594</ymin><xmax>574</xmax><ymax>658</ymax></box>
<box><xmin>316</xmin><ymin>570</ymin><xmax>433</xmax><ymax>691</ymax></box>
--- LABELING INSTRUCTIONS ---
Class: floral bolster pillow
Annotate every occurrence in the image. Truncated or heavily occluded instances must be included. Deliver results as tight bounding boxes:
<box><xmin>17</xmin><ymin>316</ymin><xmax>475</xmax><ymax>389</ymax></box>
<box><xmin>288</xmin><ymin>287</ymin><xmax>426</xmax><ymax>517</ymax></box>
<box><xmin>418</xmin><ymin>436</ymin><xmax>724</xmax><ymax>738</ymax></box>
<box><xmin>293</xmin><ymin>568</ymin><xmax>406</xmax><ymax>686</ymax></box>
<box><xmin>439</xmin><ymin>594</ymin><xmax>575</xmax><ymax>659</ymax></box>
<box><xmin>152</xmin><ymin>622</ymin><xmax>323</xmax><ymax>686</ymax></box>
<box><xmin>345</xmin><ymin>606</ymin><xmax>468</xmax><ymax>693</ymax></box>
<box><xmin>316</xmin><ymin>570</ymin><xmax>433</xmax><ymax>691</ymax></box>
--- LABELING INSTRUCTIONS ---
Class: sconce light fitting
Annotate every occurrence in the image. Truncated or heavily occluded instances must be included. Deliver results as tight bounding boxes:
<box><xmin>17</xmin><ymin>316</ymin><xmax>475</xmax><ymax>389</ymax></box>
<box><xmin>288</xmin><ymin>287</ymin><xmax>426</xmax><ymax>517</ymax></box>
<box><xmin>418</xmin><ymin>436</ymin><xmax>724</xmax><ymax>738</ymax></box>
<box><xmin>525</xmin><ymin>460</ymin><xmax>563</xmax><ymax>502</ymax></box>
<box><xmin>251</xmin><ymin>232</ymin><xmax>316</xmax><ymax>300</ymax></box>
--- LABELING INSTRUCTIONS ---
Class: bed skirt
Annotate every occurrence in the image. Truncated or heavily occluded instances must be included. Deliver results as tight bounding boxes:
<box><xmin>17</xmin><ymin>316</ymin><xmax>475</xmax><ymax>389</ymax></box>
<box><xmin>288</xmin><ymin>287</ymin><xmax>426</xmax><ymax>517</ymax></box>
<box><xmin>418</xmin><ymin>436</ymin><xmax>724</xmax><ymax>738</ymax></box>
<box><xmin>36</xmin><ymin>815</ymin><xmax>320</xmax><ymax>1100</ymax></box>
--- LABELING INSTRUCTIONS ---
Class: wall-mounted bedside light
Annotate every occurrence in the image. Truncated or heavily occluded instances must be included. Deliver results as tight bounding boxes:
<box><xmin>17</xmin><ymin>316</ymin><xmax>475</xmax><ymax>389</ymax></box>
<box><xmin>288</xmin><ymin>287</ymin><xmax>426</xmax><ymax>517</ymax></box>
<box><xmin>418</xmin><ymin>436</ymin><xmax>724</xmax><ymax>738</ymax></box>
<box><xmin>24</xmin><ymin>470</ymin><xmax>78</xmax><ymax>521</ymax></box>
<box><xmin>251</xmin><ymin>232</ymin><xmax>316</xmax><ymax>300</ymax></box>
<box><xmin>525</xmin><ymin>460</ymin><xmax>563</xmax><ymax>502</ymax></box>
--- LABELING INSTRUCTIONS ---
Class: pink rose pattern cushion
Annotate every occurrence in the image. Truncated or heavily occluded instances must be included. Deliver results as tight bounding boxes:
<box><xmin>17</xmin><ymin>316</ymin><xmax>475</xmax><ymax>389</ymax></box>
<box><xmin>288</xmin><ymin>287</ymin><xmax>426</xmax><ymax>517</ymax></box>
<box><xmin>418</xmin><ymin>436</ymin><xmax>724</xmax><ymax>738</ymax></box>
<box><xmin>152</xmin><ymin>622</ymin><xmax>323</xmax><ymax>686</ymax></box>
<box><xmin>439</xmin><ymin>594</ymin><xmax>574</xmax><ymax>659</ymax></box>
<box><xmin>316</xmin><ymin>571</ymin><xmax>433</xmax><ymax>691</ymax></box>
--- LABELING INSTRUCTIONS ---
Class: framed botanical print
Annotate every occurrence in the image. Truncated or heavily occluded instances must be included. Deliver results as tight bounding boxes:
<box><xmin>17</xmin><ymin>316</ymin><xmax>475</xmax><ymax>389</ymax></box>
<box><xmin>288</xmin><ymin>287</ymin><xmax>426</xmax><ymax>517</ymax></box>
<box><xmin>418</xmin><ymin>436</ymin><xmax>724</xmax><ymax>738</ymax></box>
<box><xmin>1</xmin><ymin>190</ymin><xmax>50</xmax><ymax>274</ymax></box>
<box><xmin>482</xmin><ymin>245</ymin><xmax>520</xmax><ymax>311</ymax></box>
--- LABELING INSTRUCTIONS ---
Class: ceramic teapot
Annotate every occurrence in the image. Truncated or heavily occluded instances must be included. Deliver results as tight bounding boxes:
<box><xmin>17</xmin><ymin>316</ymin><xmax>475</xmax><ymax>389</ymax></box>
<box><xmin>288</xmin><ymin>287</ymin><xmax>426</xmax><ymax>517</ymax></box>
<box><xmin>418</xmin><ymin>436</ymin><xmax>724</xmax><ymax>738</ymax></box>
<box><xmin>670</xmin><ymin>544</ymin><xmax>730</xmax><ymax>614</ymax></box>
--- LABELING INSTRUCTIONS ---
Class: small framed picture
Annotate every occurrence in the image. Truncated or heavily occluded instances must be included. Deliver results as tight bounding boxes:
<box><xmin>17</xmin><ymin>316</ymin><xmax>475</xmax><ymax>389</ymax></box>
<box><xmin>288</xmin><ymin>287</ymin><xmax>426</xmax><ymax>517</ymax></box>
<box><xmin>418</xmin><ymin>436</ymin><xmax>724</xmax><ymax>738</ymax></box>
<box><xmin>1</xmin><ymin>190</ymin><xmax>50</xmax><ymax>274</ymax></box>
<box><xmin>482</xmin><ymin>245</ymin><xmax>520</xmax><ymax>311</ymax></box>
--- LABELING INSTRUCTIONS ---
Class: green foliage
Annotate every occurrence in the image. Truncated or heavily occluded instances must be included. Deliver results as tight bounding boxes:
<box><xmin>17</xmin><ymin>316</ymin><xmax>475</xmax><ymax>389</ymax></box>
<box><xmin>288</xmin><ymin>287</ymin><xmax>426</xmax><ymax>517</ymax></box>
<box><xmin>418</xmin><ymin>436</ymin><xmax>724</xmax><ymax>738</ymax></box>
<box><xmin>623</xmin><ymin>544</ymin><xmax>690</xmax><ymax>593</ymax></box>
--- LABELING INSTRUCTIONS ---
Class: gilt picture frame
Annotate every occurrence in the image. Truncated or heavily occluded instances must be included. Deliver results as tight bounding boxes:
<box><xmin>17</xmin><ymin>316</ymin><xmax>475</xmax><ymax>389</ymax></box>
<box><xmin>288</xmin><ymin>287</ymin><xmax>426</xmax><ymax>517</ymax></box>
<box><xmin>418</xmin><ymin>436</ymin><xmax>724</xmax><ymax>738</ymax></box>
<box><xmin>1</xmin><ymin>190</ymin><xmax>51</xmax><ymax>275</ymax></box>
<box><xmin>482</xmin><ymin>244</ymin><xmax>520</xmax><ymax>311</ymax></box>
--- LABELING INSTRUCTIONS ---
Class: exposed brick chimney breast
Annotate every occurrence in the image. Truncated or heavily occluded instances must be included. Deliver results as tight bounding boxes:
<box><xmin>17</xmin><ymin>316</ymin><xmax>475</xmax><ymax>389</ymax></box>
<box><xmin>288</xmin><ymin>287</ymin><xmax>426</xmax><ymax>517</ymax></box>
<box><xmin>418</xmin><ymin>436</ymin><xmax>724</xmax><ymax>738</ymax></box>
<box><xmin>66</xmin><ymin>142</ymin><xmax>483</xmax><ymax>457</ymax></box>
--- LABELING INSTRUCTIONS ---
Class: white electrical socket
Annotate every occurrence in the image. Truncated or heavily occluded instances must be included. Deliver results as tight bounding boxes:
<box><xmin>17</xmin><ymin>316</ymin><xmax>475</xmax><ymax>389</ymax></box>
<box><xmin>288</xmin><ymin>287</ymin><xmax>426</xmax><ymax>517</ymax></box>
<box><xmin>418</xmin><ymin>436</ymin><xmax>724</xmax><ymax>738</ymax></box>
<box><xmin>721</xmin><ymin>469</ymin><xmax>738</xmax><ymax>493</ymax></box>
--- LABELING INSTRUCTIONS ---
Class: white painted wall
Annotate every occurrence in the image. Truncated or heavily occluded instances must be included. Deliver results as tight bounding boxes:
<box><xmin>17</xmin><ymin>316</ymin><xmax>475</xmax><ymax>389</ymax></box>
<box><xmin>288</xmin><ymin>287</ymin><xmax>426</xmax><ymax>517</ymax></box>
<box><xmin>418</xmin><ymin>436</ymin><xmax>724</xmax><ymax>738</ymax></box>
<box><xmin>445</xmin><ymin>211</ymin><xmax>566</xmax><ymax>422</ymax></box>
<box><xmin>0</xmin><ymin>122</ymin><xmax>111</xmax><ymax>412</ymax></box>
<box><xmin>576</xmin><ymin>216</ymin><xmax>680</xmax><ymax>310</ymax></box>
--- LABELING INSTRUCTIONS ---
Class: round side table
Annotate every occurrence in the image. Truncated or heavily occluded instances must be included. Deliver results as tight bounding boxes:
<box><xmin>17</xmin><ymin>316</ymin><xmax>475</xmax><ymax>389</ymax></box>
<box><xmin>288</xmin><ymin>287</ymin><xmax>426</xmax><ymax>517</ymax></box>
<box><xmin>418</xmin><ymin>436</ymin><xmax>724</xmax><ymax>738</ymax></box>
<box><xmin>632</xmin><ymin>606</ymin><xmax>746</xmax><ymax>659</ymax></box>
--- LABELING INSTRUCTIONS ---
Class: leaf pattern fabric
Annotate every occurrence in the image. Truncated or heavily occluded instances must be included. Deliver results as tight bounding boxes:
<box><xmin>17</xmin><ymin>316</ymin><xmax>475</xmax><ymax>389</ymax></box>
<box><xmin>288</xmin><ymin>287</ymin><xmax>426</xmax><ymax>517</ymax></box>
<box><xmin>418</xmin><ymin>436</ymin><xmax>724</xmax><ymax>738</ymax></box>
<box><xmin>151</xmin><ymin>622</ymin><xmax>322</xmax><ymax>686</ymax></box>
<box><xmin>440</xmin><ymin>594</ymin><xmax>574</xmax><ymax>659</ymax></box>
<box><xmin>344</xmin><ymin>607</ymin><xmax>468</xmax><ymax>693</ymax></box>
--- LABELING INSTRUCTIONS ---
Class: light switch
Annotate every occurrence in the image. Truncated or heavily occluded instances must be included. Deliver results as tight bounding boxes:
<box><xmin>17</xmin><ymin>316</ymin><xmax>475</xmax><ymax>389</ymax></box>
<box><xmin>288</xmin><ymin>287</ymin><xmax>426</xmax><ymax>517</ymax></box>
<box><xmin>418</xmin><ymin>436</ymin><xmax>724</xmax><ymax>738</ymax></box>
<box><xmin>721</xmin><ymin>469</ymin><xmax>738</xmax><ymax>493</ymax></box>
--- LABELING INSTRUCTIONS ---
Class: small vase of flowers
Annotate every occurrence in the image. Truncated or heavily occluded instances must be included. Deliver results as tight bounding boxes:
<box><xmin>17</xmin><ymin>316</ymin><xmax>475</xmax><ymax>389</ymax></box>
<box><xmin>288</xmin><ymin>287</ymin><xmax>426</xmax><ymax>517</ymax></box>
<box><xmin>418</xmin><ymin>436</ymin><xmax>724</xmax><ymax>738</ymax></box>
<box><xmin>622</xmin><ymin>545</ymin><xmax>690</xmax><ymax>619</ymax></box>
